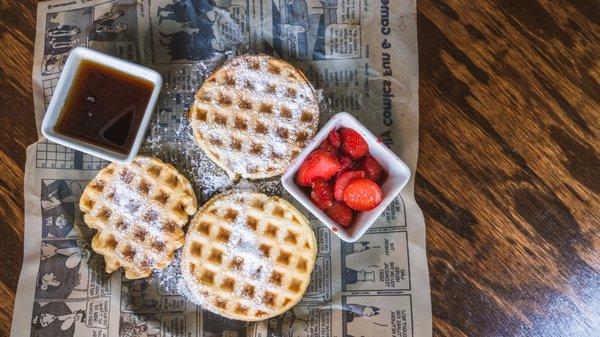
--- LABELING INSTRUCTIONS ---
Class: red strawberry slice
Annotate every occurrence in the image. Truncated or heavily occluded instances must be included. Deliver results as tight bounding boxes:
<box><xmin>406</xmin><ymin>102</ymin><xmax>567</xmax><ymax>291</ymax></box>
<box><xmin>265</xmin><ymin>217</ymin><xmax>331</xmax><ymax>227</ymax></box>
<box><xmin>358</xmin><ymin>155</ymin><xmax>383</xmax><ymax>182</ymax></box>
<box><xmin>326</xmin><ymin>201</ymin><xmax>353</xmax><ymax>228</ymax></box>
<box><xmin>296</xmin><ymin>150</ymin><xmax>341</xmax><ymax>186</ymax></box>
<box><xmin>334</xmin><ymin>170</ymin><xmax>365</xmax><ymax>201</ymax></box>
<box><xmin>342</xmin><ymin>178</ymin><xmax>383</xmax><ymax>211</ymax></box>
<box><xmin>310</xmin><ymin>178</ymin><xmax>334</xmax><ymax>210</ymax></box>
<box><xmin>336</xmin><ymin>155</ymin><xmax>353</xmax><ymax>176</ymax></box>
<box><xmin>319</xmin><ymin>130</ymin><xmax>342</xmax><ymax>153</ymax></box>
<box><xmin>319</xmin><ymin>140</ymin><xmax>337</xmax><ymax>153</ymax></box>
<box><xmin>327</xmin><ymin>129</ymin><xmax>341</xmax><ymax>149</ymax></box>
<box><xmin>339</xmin><ymin>128</ymin><xmax>369</xmax><ymax>160</ymax></box>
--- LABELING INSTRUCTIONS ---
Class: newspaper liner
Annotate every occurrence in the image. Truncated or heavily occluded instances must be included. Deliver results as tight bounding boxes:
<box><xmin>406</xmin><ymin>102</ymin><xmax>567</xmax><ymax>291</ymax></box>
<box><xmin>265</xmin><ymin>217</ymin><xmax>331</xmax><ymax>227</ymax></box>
<box><xmin>12</xmin><ymin>0</ymin><xmax>431</xmax><ymax>336</ymax></box>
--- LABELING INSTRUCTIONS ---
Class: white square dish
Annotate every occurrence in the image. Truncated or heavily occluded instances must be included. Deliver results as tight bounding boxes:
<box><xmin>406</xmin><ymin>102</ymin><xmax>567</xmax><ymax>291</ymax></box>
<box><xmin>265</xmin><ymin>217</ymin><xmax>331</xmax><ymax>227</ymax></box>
<box><xmin>281</xmin><ymin>112</ymin><xmax>411</xmax><ymax>242</ymax></box>
<box><xmin>41</xmin><ymin>47</ymin><xmax>162</xmax><ymax>164</ymax></box>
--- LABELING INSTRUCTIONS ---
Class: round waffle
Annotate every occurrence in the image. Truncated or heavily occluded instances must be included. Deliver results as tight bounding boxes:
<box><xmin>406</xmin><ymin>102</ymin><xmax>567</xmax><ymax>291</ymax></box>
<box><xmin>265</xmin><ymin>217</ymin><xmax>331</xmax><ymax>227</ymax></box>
<box><xmin>79</xmin><ymin>156</ymin><xmax>198</xmax><ymax>279</ymax></box>
<box><xmin>181</xmin><ymin>191</ymin><xmax>317</xmax><ymax>321</ymax></box>
<box><xmin>189</xmin><ymin>54</ymin><xmax>320</xmax><ymax>180</ymax></box>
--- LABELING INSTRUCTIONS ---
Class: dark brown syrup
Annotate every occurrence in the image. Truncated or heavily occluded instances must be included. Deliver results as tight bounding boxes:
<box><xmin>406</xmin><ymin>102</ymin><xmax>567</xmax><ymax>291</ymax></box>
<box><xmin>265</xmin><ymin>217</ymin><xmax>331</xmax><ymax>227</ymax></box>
<box><xmin>54</xmin><ymin>59</ymin><xmax>154</xmax><ymax>154</ymax></box>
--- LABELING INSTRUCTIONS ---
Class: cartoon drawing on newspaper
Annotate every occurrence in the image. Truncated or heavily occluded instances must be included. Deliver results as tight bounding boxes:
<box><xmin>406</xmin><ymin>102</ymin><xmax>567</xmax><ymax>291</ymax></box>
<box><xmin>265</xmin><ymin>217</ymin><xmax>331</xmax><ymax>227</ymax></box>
<box><xmin>342</xmin><ymin>295</ymin><xmax>412</xmax><ymax>337</ymax></box>
<box><xmin>268</xmin><ymin>0</ymin><xmax>361</xmax><ymax>60</ymax></box>
<box><xmin>121</xmin><ymin>279</ymin><xmax>161</xmax><ymax>312</ymax></box>
<box><xmin>41</xmin><ymin>180</ymin><xmax>92</xmax><ymax>238</ymax></box>
<box><xmin>87</xmin><ymin>2</ymin><xmax>140</xmax><ymax>61</ymax></box>
<box><xmin>341</xmin><ymin>230</ymin><xmax>410</xmax><ymax>291</ymax></box>
<box><xmin>265</xmin><ymin>305</ymin><xmax>332</xmax><ymax>337</ymax></box>
<box><xmin>343</xmin><ymin>241</ymin><xmax>372</xmax><ymax>255</ymax></box>
<box><xmin>43</xmin><ymin>7</ymin><xmax>92</xmax><ymax>75</ymax></box>
<box><xmin>31</xmin><ymin>302</ymin><xmax>87</xmax><ymax>337</ymax></box>
<box><xmin>119</xmin><ymin>313</ymin><xmax>161</xmax><ymax>337</ymax></box>
<box><xmin>36</xmin><ymin>240</ymin><xmax>91</xmax><ymax>300</ymax></box>
<box><xmin>30</xmin><ymin>239</ymin><xmax>111</xmax><ymax>337</ymax></box>
<box><xmin>150</xmin><ymin>0</ymin><xmax>249</xmax><ymax>63</ymax></box>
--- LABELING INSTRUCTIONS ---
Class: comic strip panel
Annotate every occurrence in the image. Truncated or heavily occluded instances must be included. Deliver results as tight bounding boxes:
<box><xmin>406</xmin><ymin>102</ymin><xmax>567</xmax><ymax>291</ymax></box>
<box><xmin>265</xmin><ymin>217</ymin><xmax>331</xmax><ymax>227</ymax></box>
<box><xmin>31</xmin><ymin>300</ymin><xmax>109</xmax><ymax>337</ymax></box>
<box><xmin>266</xmin><ymin>305</ymin><xmax>332</xmax><ymax>337</ymax></box>
<box><xmin>43</xmin><ymin>7</ymin><xmax>92</xmax><ymax>76</ymax></box>
<box><xmin>120</xmin><ymin>277</ymin><xmax>187</xmax><ymax>314</ymax></box>
<box><xmin>341</xmin><ymin>294</ymin><xmax>412</xmax><ymax>337</ymax></box>
<box><xmin>119</xmin><ymin>309</ymin><xmax>191</xmax><ymax>336</ymax></box>
<box><xmin>372</xmin><ymin>196</ymin><xmax>407</xmax><ymax>230</ymax></box>
<box><xmin>265</xmin><ymin>0</ymin><xmax>361</xmax><ymax>61</ymax></box>
<box><xmin>87</xmin><ymin>2</ymin><xmax>140</xmax><ymax>61</ymax></box>
<box><xmin>341</xmin><ymin>230</ymin><xmax>410</xmax><ymax>291</ymax></box>
<box><xmin>119</xmin><ymin>313</ymin><xmax>163</xmax><ymax>337</ymax></box>
<box><xmin>35</xmin><ymin>239</ymin><xmax>109</xmax><ymax>301</ymax></box>
<box><xmin>31</xmin><ymin>262</ymin><xmax>110</xmax><ymax>337</ymax></box>
<box><xmin>41</xmin><ymin>179</ymin><xmax>95</xmax><ymax>239</ymax></box>
<box><xmin>119</xmin><ymin>258</ymin><xmax>195</xmax><ymax>336</ymax></box>
<box><xmin>149</xmin><ymin>0</ymin><xmax>249</xmax><ymax>64</ymax></box>
<box><xmin>301</xmin><ymin>256</ymin><xmax>331</xmax><ymax>302</ymax></box>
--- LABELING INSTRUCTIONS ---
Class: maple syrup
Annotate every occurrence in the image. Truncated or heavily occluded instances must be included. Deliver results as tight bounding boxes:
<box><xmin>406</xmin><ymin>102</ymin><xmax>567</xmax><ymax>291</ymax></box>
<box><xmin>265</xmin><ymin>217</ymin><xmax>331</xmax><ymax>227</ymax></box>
<box><xmin>54</xmin><ymin>59</ymin><xmax>154</xmax><ymax>154</ymax></box>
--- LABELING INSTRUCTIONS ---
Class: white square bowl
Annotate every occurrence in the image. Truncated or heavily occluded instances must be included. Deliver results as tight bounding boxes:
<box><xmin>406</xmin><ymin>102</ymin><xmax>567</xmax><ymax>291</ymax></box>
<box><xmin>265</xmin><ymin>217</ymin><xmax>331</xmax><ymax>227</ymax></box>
<box><xmin>282</xmin><ymin>112</ymin><xmax>411</xmax><ymax>242</ymax></box>
<box><xmin>41</xmin><ymin>47</ymin><xmax>162</xmax><ymax>164</ymax></box>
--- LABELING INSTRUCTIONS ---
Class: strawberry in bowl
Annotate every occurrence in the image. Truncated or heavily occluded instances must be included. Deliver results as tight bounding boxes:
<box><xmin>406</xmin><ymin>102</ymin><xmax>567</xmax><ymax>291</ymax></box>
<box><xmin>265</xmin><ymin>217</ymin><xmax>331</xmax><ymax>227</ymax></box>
<box><xmin>295</xmin><ymin>127</ymin><xmax>385</xmax><ymax>227</ymax></box>
<box><xmin>282</xmin><ymin>112</ymin><xmax>411</xmax><ymax>242</ymax></box>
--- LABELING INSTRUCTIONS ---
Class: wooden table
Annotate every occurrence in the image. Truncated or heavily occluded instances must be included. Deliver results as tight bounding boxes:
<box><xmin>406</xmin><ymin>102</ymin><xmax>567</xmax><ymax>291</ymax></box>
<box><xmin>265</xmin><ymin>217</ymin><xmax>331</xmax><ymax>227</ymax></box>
<box><xmin>0</xmin><ymin>1</ymin><xmax>598</xmax><ymax>336</ymax></box>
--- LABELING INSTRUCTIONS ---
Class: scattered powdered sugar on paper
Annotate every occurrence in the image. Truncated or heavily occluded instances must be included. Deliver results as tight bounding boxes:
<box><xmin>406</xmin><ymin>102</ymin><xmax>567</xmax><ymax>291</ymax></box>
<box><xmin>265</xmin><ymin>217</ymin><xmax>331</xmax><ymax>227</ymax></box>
<box><xmin>234</xmin><ymin>178</ymin><xmax>282</xmax><ymax>195</ymax></box>
<box><xmin>142</xmin><ymin>122</ymin><xmax>233</xmax><ymax>202</ymax></box>
<box><xmin>152</xmin><ymin>249</ymin><xmax>185</xmax><ymax>293</ymax></box>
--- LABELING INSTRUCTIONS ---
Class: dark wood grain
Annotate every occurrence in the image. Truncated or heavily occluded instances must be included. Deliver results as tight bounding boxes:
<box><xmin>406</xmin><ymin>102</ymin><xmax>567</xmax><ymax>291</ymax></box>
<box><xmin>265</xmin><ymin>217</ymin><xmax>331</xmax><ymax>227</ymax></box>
<box><xmin>417</xmin><ymin>1</ymin><xmax>599</xmax><ymax>336</ymax></box>
<box><xmin>0</xmin><ymin>1</ymin><xmax>598</xmax><ymax>336</ymax></box>
<box><xmin>0</xmin><ymin>0</ymin><xmax>39</xmax><ymax>336</ymax></box>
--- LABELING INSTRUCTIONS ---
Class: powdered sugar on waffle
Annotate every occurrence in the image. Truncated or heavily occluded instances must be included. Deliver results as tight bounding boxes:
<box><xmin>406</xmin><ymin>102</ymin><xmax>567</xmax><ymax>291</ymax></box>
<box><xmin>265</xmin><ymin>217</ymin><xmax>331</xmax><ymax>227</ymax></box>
<box><xmin>189</xmin><ymin>55</ymin><xmax>320</xmax><ymax>179</ymax></box>
<box><xmin>181</xmin><ymin>194</ymin><xmax>275</xmax><ymax>313</ymax></box>
<box><xmin>96</xmin><ymin>163</ymin><xmax>183</xmax><ymax>266</ymax></box>
<box><xmin>222</xmin><ymin>203</ymin><xmax>274</xmax><ymax>311</ymax></box>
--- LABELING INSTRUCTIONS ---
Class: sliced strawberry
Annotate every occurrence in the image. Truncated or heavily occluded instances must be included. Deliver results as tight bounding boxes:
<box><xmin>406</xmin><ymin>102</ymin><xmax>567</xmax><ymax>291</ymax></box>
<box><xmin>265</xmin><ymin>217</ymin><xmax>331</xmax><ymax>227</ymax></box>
<box><xmin>327</xmin><ymin>129</ymin><xmax>341</xmax><ymax>149</ymax></box>
<box><xmin>326</xmin><ymin>201</ymin><xmax>353</xmax><ymax>228</ymax></box>
<box><xmin>319</xmin><ymin>139</ymin><xmax>337</xmax><ymax>153</ymax></box>
<box><xmin>336</xmin><ymin>155</ymin><xmax>354</xmax><ymax>176</ymax></box>
<box><xmin>342</xmin><ymin>178</ymin><xmax>383</xmax><ymax>211</ymax></box>
<box><xmin>334</xmin><ymin>170</ymin><xmax>365</xmax><ymax>201</ymax></box>
<box><xmin>358</xmin><ymin>155</ymin><xmax>383</xmax><ymax>182</ymax></box>
<box><xmin>296</xmin><ymin>150</ymin><xmax>341</xmax><ymax>186</ymax></box>
<box><xmin>339</xmin><ymin>128</ymin><xmax>369</xmax><ymax>160</ymax></box>
<box><xmin>310</xmin><ymin>178</ymin><xmax>334</xmax><ymax>210</ymax></box>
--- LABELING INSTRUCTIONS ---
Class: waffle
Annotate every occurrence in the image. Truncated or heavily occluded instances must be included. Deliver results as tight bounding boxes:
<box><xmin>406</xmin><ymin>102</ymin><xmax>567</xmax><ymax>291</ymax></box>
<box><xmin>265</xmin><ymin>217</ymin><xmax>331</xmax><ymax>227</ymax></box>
<box><xmin>79</xmin><ymin>156</ymin><xmax>198</xmax><ymax>279</ymax></box>
<box><xmin>181</xmin><ymin>191</ymin><xmax>317</xmax><ymax>321</ymax></box>
<box><xmin>189</xmin><ymin>54</ymin><xmax>320</xmax><ymax>180</ymax></box>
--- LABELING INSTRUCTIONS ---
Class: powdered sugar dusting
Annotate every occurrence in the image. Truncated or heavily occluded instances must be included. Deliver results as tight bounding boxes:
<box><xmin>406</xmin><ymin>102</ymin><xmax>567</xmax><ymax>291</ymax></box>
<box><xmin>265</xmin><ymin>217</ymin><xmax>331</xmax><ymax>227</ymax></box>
<box><xmin>140</xmin><ymin>62</ymin><xmax>234</xmax><ymax>202</ymax></box>
<box><xmin>182</xmin><ymin>194</ymin><xmax>274</xmax><ymax>313</ymax></box>
<box><xmin>189</xmin><ymin>55</ymin><xmax>320</xmax><ymax>179</ymax></box>
<box><xmin>83</xmin><ymin>157</ymin><xmax>197</xmax><ymax>276</ymax></box>
<box><xmin>177</xmin><ymin>190</ymin><xmax>318</xmax><ymax>319</ymax></box>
